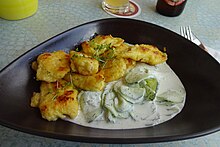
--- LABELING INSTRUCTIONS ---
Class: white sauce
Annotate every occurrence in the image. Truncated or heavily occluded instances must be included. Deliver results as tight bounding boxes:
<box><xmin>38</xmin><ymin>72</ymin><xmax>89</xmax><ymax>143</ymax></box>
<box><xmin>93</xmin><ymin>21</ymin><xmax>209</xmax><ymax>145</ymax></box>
<box><xmin>64</xmin><ymin>62</ymin><xmax>186</xmax><ymax>130</ymax></box>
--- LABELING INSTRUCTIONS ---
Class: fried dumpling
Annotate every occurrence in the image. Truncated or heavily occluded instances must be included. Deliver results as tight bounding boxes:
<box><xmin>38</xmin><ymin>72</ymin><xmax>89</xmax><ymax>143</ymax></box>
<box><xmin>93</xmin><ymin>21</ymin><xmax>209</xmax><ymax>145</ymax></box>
<box><xmin>114</xmin><ymin>43</ymin><xmax>130</xmax><ymax>55</ymax></box>
<box><xmin>70</xmin><ymin>51</ymin><xmax>99</xmax><ymax>75</ymax></box>
<box><xmin>69</xmin><ymin>73</ymin><xmax>105</xmax><ymax>91</ymax></box>
<box><xmin>35</xmin><ymin>50</ymin><xmax>70</xmax><ymax>82</ymax></box>
<box><xmin>30</xmin><ymin>79</ymin><xmax>79</xmax><ymax>121</ymax></box>
<box><xmin>99</xmin><ymin>58</ymin><xmax>130</xmax><ymax>82</ymax></box>
<box><xmin>81</xmin><ymin>35</ymin><xmax>124</xmax><ymax>56</ymax></box>
<box><xmin>117</xmin><ymin>44</ymin><xmax>167</xmax><ymax>65</ymax></box>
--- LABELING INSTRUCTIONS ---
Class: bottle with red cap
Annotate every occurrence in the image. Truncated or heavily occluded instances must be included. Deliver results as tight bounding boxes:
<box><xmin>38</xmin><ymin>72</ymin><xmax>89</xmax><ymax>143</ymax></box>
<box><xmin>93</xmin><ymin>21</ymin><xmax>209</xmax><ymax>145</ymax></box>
<box><xmin>156</xmin><ymin>0</ymin><xmax>187</xmax><ymax>17</ymax></box>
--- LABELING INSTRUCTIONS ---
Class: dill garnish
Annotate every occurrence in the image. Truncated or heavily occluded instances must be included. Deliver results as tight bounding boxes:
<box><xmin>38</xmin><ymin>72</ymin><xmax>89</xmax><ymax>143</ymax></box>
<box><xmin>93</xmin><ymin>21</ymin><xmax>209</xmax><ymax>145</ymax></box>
<box><xmin>71</xmin><ymin>53</ymin><xmax>85</xmax><ymax>60</ymax></box>
<box><xmin>92</xmin><ymin>55</ymin><xmax>105</xmax><ymax>63</ymax></box>
<box><xmin>52</xmin><ymin>94</ymin><xmax>58</xmax><ymax>100</ymax></box>
<box><xmin>63</xmin><ymin>82</ymin><xmax>71</xmax><ymax>88</ymax></box>
<box><xmin>94</xmin><ymin>43</ymin><xmax>111</xmax><ymax>51</ymax></box>
<box><xmin>75</xmin><ymin>48</ymin><xmax>79</xmax><ymax>52</ymax></box>
<box><xmin>71</xmin><ymin>54</ymin><xmax>79</xmax><ymax>60</ymax></box>
<box><xmin>92</xmin><ymin>43</ymin><xmax>116</xmax><ymax>68</ymax></box>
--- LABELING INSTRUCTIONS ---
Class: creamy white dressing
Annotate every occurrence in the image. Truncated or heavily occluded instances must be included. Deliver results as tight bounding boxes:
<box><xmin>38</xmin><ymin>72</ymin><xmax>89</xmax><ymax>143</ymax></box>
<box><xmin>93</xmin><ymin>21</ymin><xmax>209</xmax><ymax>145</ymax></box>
<box><xmin>64</xmin><ymin>62</ymin><xmax>186</xmax><ymax>129</ymax></box>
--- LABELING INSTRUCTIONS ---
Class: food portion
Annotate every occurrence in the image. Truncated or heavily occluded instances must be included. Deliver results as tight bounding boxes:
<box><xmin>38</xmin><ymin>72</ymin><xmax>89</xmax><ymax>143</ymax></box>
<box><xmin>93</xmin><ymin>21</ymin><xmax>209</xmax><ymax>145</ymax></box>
<box><xmin>30</xmin><ymin>79</ymin><xmax>79</xmax><ymax>121</ymax></box>
<box><xmin>30</xmin><ymin>34</ymin><xmax>185</xmax><ymax>129</ymax></box>
<box><xmin>99</xmin><ymin>58</ymin><xmax>133</xmax><ymax>82</ymax></box>
<box><xmin>70</xmin><ymin>51</ymin><xmax>99</xmax><ymax>76</ymax></box>
<box><xmin>68</xmin><ymin>73</ymin><xmax>105</xmax><ymax>91</ymax></box>
<box><xmin>33</xmin><ymin>50</ymin><xmax>70</xmax><ymax>82</ymax></box>
<box><xmin>81</xmin><ymin>35</ymin><xmax>124</xmax><ymax>56</ymax></box>
<box><xmin>117</xmin><ymin>44</ymin><xmax>167</xmax><ymax>65</ymax></box>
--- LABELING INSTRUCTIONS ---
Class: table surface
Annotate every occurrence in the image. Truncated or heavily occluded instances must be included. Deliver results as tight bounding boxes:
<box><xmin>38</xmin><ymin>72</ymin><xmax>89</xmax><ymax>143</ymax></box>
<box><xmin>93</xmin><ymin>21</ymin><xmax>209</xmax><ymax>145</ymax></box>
<box><xmin>0</xmin><ymin>0</ymin><xmax>220</xmax><ymax>146</ymax></box>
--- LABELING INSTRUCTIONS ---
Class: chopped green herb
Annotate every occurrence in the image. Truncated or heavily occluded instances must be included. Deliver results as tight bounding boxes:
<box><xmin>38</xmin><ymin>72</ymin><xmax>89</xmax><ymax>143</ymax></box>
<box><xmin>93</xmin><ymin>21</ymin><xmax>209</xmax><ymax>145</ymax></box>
<box><xmin>71</xmin><ymin>53</ymin><xmax>85</xmax><ymax>60</ymax></box>
<box><xmin>92</xmin><ymin>44</ymin><xmax>116</xmax><ymax>69</ymax></box>
<box><xmin>92</xmin><ymin>55</ymin><xmax>105</xmax><ymax>63</ymax></box>
<box><xmin>75</xmin><ymin>48</ymin><xmax>79</xmax><ymax>52</ymax></box>
<box><xmin>71</xmin><ymin>54</ymin><xmax>79</xmax><ymax>60</ymax></box>
<box><xmin>63</xmin><ymin>82</ymin><xmax>71</xmax><ymax>88</ymax></box>
<box><xmin>52</xmin><ymin>94</ymin><xmax>58</xmax><ymax>100</ymax></box>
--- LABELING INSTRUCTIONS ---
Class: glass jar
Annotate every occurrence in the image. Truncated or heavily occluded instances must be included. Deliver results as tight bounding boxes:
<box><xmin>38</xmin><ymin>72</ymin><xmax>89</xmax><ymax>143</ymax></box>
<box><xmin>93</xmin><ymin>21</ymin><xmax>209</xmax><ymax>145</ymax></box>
<box><xmin>156</xmin><ymin>0</ymin><xmax>187</xmax><ymax>17</ymax></box>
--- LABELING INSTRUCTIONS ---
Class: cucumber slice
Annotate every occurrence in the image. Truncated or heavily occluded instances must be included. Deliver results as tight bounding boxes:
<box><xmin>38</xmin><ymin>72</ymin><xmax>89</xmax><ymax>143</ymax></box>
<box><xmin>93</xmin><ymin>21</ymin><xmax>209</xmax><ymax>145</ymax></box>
<box><xmin>146</xmin><ymin>87</ymin><xmax>156</xmax><ymax>101</ymax></box>
<box><xmin>155</xmin><ymin>99</ymin><xmax>175</xmax><ymax>106</ymax></box>
<box><xmin>146</xmin><ymin>78</ymin><xmax>158</xmax><ymax>92</ymax></box>
<box><xmin>103</xmin><ymin>92</ymin><xmax>118</xmax><ymax>117</ymax></box>
<box><xmin>114</xmin><ymin>94</ymin><xmax>133</xmax><ymax>113</ymax></box>
<box><xmin>106</xmin><ymin>110</ymin><xmax>116</xmax><ymax>123</ymax></box>
<box><xmin>84</xmin><ymin>108</ymin><xmax>103</xmax><ymax>123</ymax></box>
<box><xmin>113</xmin><ymin>80</ymin><xmax>123</xmax><ymax>93</ymax></box>
<box><xmin>117</xmin><ymin>111</ymin><xmax>130</xmax><ymax>119</ymax></box>
<box><xmin>102</xmin><ymin>81</ymin><xmax>116</xmax><ymax>106</ymax></box>
<box><xmin>104</xmin><ymin>91</ymin><xmax>133</xmax><ymax>121</ymax></box>
<box><xmin>125</xmin><ymin>67</ymin><xmax>149</xmax><ymax>83</ymax></box>
<box><xmin>119</xmin><ymin>85</ymin><xmax>145</xmax><ymax>104</ymax></box>
<box><xmin>140</xmin><ymin>78</ymin><xmax>158</xmax><ymax>101</ymax></box>
<box><xmin>156</xmin><ymin>90</ymin><xmax>184</xmax><ymax>103</ymax></box>
<box><xmin>79</xmin><ymin>91</ymin><xmax>103</xmax><ymax>122</ymax></box>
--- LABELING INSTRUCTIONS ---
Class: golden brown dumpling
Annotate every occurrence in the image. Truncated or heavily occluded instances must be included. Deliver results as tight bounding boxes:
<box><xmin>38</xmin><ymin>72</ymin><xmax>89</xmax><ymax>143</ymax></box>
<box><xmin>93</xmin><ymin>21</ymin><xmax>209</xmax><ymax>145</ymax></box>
<box><xmin>81</xmin><ymin>35</ymin><xmax>124</xmax><ymax>56</ymax></box>
<box><xmin>30</xmin><ymin>79</ymin><xmax>79</xmax><ymax>121</ymax></box>
<box><xmin>35</xmin><ymin>50</ymin><xmax>70</xmax><ymax>82</ymax></box>
<box><xmin>69</xmin><ymin>73</ymin><xmax>105</xmax><ymax>91</ymax></box>
<box><xmin>114</xmin><ymin>43</ymin><xmax>130</xmax><ymax>55</ymax></box>
<box><xmin>99</xmin><ymin>58</ymin><xmax>128</xmax><ymax>82</ymax></box>
<box><xmin>117</xmin><ymin>44</ymin><xmax>167</xmax><ymax>65</ymax></box>
<box><xmin>70</xmin><ymin>51</ymin><xmax>99</xmax><ymax>75</ymax></box>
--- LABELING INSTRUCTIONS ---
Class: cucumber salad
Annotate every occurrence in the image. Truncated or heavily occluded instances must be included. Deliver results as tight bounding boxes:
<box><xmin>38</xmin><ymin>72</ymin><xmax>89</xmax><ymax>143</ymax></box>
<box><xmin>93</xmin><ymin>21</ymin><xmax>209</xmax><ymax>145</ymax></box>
<box><xmin>64</xmin><ymin>62</ymin><xmax>186</xmax><ymax>129</ymax></box>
